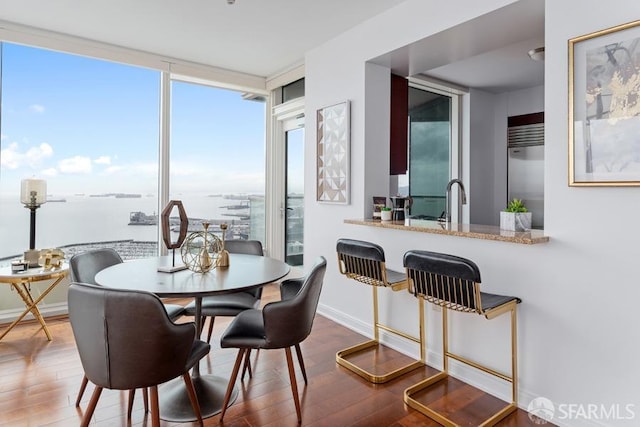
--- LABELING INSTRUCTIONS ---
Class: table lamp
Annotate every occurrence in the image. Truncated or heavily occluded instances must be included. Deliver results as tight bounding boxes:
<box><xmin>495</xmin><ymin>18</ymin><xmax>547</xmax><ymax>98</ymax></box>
<box><xmin>21</xmin><ymin>178</ymin><xmax>47</xmax><ymax>267</ymax></box>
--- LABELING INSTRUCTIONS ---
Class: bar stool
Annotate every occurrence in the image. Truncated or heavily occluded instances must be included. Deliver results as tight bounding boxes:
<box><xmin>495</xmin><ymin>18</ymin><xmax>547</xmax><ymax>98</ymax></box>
<box><xmin>403</xmin><ymin>250</ymin><xmax>521</xmax><ymax>426</ymax></box>
<box><xmin>335</xmin><ymin>238</ymin><xmax>424</xmax><ymax>383</ymax></box>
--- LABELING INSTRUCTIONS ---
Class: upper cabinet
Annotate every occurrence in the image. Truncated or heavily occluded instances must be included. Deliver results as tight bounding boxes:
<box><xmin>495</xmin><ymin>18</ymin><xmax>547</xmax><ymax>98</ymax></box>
<box><xmin>390</xmin><ymin>74</ymin><xmax>408</xmax><ymax>175</ymax></box>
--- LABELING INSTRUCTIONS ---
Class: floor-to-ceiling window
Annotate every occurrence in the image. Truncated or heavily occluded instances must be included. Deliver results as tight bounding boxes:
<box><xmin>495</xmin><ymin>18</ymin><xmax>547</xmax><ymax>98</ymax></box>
<box><xmin>0</xmin><ymin>41</ymin><xmax>269</xmax><ymax>266</ymax></box>
<box><xmin>170</xmin><ymin>80</ymin><xmax>266</xmax><ymax>245</ymax></box>
<box><xmin>408</xmin><ymin>86</ymin><xmax>452</xmax><ymax>219</ymax></box>
<box><xmin>0</xmin><ymin>42</ymin><xmax>160</xmax><ymax>262</ymax></box>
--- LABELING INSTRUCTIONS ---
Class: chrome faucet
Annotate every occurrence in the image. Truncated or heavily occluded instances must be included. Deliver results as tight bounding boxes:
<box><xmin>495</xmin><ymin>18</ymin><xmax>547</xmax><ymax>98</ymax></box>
<box><xmin>442</xmin><ymin>178</ymin><xmax>467</xmax><ymax>223</ymax></box>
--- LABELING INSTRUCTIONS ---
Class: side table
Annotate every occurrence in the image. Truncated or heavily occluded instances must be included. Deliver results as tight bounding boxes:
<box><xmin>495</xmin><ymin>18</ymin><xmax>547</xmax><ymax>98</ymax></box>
<box><xmin>0</xmin><ymin>264</ymin><xmax>68</xmax><ymax>341</ymax></box>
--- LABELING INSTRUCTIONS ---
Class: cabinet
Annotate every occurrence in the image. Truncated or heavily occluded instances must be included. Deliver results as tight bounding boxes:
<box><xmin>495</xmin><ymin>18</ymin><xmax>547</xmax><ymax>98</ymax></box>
<box><xmin>390</xmin><ymin>74</ymin><xmax>408</xmax><ymax>175</ymax></box>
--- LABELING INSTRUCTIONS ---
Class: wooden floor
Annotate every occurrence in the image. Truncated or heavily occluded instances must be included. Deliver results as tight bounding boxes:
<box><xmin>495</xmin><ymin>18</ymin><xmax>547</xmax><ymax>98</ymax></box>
<box><xmin>0</xmin><ymin>284</ymin><xmax>548</xmax><ymax>426</ymax></box>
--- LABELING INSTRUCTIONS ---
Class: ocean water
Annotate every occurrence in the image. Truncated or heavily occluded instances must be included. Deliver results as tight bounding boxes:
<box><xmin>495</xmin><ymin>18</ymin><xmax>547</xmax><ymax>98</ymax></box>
<box><xmin>0</xmin><ymin>194</ymin><xmax>256</xmax><ymax>260</ymax></box>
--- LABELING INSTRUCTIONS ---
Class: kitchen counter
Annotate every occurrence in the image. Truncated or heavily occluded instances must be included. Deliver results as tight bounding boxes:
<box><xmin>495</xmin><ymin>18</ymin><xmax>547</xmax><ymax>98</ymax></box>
<box><xmin>344</xmin><ymin>219</ymin><xmax>549</xmax><ymax>245</ymax></box>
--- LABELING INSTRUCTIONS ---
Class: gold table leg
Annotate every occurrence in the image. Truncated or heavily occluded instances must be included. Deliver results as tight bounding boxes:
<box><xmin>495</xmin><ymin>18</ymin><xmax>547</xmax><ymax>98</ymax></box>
<box><xmin>0</xmin><ymin>275</ymin><xmax>65</xmax><ymax>341</ymax></box>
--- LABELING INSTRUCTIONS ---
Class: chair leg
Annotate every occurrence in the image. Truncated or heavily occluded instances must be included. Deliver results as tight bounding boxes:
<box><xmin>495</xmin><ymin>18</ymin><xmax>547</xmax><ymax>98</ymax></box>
<box><xmin>294</xmin><ymin>344</ymin><xmax>307</xmax><ymax>385</ymax></box>
<box><xmin>285</xmin><ymin>347</ymin><xmax>302</xmax><ymax>423</ymax></box>
<box><xmin>241</xmin><ymin>348</ymin><xmax>253</xmax><ymax>380</ymax></box>
<box><xmin>142</xmin><ymin>387</ymin><xmax>149</xmax><ymax>413</ymax></box>
<box><xmin>183</xmin><ymin>373</ymin><xmax>204</xmax><ymax>425</ymax></box>
<box><xmin>220</xmin><ymin>348</ymin><xmax>246</xmax><ymax>422</ymax></box>
<box><xmin>206</xmin><ymin>316</ymin><xmax>215</xmax><ymax>344</ymax></box>
<box><xmin>75</xmin><ymin>375</ymin><xmax>89</xmax><ymax>407</ymax></box>
<box><xmin>149</xmin><ymin>385</ymin><xmax>160</xmax><ymax>427</ymax></box>
<box><xmin>80</xmin><ymin>386</ymin><xmax>103</xmax><ymax>427</ymax></box>
<box><xmin>127</xmin><ymin>389</ymin><xmax>135</xmax><ymax>419</ymax></box>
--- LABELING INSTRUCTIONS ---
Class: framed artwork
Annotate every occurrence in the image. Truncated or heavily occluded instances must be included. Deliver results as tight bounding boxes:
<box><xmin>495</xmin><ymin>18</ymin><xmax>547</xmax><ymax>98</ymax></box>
<box><xmin>569</xmin><ymin>20</ymin><xmax>640</xmax><ymax>186</ymax></box>
<box><xmin>317</xmin><ymin>100</ymin><xmax>350</xmax><ymax>203</ymax></box>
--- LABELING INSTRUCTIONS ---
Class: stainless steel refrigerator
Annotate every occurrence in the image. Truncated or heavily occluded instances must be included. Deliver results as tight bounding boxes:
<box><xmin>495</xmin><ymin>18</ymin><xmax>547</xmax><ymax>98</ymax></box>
<box><xmin>507</xmin><ymin>122</ymin><xmax>544</xmax><ymax>229</ymax></box>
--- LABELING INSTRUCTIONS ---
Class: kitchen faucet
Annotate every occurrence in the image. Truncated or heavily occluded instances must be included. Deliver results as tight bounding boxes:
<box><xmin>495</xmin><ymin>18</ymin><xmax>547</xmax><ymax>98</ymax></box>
<box><xmin>441</xmin><ymin>178</ymin><xmax>467</xmax><ymax>223</ymax></box>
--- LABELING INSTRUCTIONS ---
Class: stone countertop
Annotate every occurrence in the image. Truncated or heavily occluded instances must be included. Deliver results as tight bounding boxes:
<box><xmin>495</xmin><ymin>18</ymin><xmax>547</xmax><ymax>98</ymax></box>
<box><xmin>344</xmin><ymin>219</ymin><xmax>549</xmax><ymax>245</ymax></box>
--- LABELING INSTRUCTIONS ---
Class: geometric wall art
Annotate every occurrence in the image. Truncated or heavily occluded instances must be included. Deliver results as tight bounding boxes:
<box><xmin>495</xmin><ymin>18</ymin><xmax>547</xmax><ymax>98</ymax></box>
<box><xmin>317</xmin><ymin>100</ymin><xmax>350</xmax><ymax>203</ymax></box>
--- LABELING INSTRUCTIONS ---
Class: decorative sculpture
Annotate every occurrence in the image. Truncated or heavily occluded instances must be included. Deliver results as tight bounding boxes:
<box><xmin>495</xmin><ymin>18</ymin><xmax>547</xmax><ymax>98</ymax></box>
<box><xmin>217</xmin><ymin>223</ymin><xmax>230</xmax><ymax>268</ymax></box>
<box><xmin>159</xmin><ymin>200</ymin><xmax>189</xmax><ymax>272</ymax></box>
<box><xmin>181</xmin><ymin>222</ymin><xmax>223</xmax><ymax>273</ymax></box>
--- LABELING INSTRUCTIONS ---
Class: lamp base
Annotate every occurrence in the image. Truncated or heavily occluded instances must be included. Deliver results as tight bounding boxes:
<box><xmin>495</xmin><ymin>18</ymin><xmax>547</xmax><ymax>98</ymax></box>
<box><xmin>23</xmin><ymin>249</ymin><xmax>41</xmax><ymax>268</ymax></box>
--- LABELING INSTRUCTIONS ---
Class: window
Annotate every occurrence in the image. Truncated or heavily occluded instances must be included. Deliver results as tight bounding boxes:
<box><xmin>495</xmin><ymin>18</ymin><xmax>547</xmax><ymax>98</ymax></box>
<box><xmin>169</xmin><ymin>81</ymin><xmax>266</xmax><ymax>245</ymax></box>
<box><xmin>0</xmin><ymin>42</ymin><xmax>160</xmax><ymax>263</ymax></box>
<box><xmin>0</xmin><ymin>41</ymin><xmax>270</xmax><ymax>267</ymax></box>
<box><xmin>407</xmin><ymin>86</ymin><xmax>452</xmax><ymax>219</ymax></box>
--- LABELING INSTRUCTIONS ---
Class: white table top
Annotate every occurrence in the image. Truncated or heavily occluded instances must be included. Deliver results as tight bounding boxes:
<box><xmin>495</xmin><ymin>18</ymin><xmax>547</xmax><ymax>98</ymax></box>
<box><xmin>0</xmin><ymin>264</ymin><xmax>69</xmax><ymax>283</ymax></box>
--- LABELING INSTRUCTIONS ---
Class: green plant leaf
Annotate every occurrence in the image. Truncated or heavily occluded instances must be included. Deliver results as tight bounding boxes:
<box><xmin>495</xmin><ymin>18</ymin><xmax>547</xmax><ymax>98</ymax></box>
<box><xmin>505</xmin><ymin>198</ymin><xmax>528</xmax><ymax>213</ymax></box>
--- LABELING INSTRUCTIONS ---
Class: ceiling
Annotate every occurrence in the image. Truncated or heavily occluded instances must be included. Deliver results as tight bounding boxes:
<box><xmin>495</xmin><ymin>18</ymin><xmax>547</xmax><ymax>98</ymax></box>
<box><xmin>373</xmin><ymin>0</ymin><xmax>545</xmax><ymax>93</ymax></box>
<box><xmin>0</xmin><ymin>0</ymin><xmax>406</xmax><ymax>78</ymax></box>
<box><xmin>0</xmin><ymin>0</ymin><xmax>544</xmax><ymax>92</ymax></box>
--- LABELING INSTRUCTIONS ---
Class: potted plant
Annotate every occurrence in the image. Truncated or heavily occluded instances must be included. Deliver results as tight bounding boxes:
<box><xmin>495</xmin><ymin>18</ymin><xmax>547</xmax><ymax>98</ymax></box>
<box><xmin>380</xmin><ymin>207</ymin><xmax>393</xmax><ymax>221</ymax></box>
<box><xmin>500</xmin><ymin>198</ymin><xmax>532</xmax><ymax>231</ymax></box>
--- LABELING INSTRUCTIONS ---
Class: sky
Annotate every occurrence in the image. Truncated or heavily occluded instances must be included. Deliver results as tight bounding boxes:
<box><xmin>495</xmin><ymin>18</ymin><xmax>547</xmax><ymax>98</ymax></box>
<box><xmin>0</xmin><ymin>42</ymin><xmax>269</xmax><ymax>197</ymax></box>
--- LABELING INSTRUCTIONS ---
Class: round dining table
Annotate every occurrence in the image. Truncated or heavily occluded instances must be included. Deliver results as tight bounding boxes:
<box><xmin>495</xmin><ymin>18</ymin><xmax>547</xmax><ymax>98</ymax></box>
<box><xmin>95</xmin><ymin>253</ymin><xmax>290</xmax><ymax>422</ymax></box>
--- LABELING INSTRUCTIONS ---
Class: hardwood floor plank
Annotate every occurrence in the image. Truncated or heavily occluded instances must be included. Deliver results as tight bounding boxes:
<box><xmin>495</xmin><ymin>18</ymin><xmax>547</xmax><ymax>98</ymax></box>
<box><xmin>0</xmin><ymin>283</ymin><xmax>548</xmax><ymax>426</ymax></box>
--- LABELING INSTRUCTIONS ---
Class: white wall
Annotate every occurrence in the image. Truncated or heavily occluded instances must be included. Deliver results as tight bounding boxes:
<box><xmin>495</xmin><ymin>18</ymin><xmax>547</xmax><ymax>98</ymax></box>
<box><xmin>304</xmin><ymin>1</ymin><xmax>640</xmax><ymax>426</ymax></box>
<box><xmin>469</xmin><ymin>88</ymin><xmax>499</xmax><ymax>225</ymax></box>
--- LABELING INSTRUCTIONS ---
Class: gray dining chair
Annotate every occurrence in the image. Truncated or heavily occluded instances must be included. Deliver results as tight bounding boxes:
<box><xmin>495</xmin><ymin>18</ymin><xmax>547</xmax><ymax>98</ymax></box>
<box><xmin>183</xmin><ymin>239</ymin><xmax>265</xmax><ymax>344</ymax></box>
<box><xmin>218</xmin><ymin>256</ymin><xmax>327</xmax><ymax>423</ymax></box>
<box><xmin>68</xmin><ymin>282</ymin><xmax>210</xmax><ymax>427</ymax></box>
<box><xmin>241</xmin><ymin>275</ymin><xmax>308</xmax><ymax>382</ymax></box>
<box><xmin>69</xmin><ymin>248</ymin><xmax>185</xmax><ymax>417</ymax></box>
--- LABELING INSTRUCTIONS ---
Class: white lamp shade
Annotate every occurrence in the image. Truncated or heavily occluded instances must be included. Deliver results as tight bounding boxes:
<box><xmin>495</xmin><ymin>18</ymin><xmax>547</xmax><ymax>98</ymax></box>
<box><xmin>20</xmin><ymin>178</ymin><xmax>47</xmax><ymax>205</ymax></box>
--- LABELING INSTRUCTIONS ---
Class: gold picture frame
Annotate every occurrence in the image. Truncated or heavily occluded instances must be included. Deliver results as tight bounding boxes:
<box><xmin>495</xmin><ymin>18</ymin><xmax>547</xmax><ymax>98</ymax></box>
<box><xmin>569</xmin><ymin>20</ymin><xmax>640</xmax><ymax>186</ymax></box>
<box><xmin>569</xmin><ymin>21</ymin><xmax>640</xmax><ymax>186</ymax></box>
<box><xmin>317</xmin><ymin>100</ymin><xmax>350</xmax><ymax>203</ymax></box>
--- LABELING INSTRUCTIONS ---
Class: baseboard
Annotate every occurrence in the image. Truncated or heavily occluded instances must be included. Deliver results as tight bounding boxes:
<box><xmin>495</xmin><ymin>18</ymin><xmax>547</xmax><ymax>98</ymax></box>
<box><xmin>0</xmin><ymin>302</ymin><xmax>68</xmax><ymax>325</ymax></box>
<box><xmin>317</xmin><ymin>303</ymin><xmax>611</xmax><ymax>427</ymax></box>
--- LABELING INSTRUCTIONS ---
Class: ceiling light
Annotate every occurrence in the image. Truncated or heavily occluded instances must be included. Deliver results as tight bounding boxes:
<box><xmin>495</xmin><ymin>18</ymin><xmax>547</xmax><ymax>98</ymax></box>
<box><xmin>528</xmin><ymin>47</ymin><xmax>545</xmax><ymax>62</ymax></box>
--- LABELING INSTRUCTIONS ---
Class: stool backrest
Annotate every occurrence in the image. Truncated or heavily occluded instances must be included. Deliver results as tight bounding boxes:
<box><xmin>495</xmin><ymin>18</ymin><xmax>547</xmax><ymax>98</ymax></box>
<box><xmin>336</xmin><ymin>238</ymin><xmax>390</xmax><ymax>287</ymax></box>
<box><xmin>403</xmin><ymin>250</ymin><xmax>482</xmax><ymax>313</ymax></box>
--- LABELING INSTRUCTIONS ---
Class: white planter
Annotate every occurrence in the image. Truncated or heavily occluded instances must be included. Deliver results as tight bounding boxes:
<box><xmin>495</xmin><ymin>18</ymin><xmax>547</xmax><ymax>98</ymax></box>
<box><xmin>381</xmin><ymin>210</ymin><xmax>393</xmax><ymax>221</ymax></box>
<box><xmin>500</xmin><ymin>211</ymin><xmax>532</xmax><ymax>231</ymax></box>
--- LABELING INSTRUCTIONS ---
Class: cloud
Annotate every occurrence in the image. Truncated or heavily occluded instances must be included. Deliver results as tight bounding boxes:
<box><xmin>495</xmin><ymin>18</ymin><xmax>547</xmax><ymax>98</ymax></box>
<box><xmin>94</xmin><ymin>156</ymin><xmax>111</xmax><ymax>165</ymax></box>
<box><xmin>26</xmin><ymin>143</ymin><xmax>53</xmax><ymax>167</ymax></box>
<box><xmin>1</xmin><ymin>134</ymin><xmax>7</xmax><ymax>141</ymax></box>
<box><xmin>0</xmin><ymin>142</ymin><xmax>53</xmax><ymax>169</ymax></box>
<box><xmin>29</xmin><ymin>104</ymin><xmax>45</xmax><ymax>113</ymax></box>
<box><xmin>59</xmin><ymin>156</ymin><xmax>92</xmax><ymax>174</ymax></box>
<box><xmin>104</xmin><ymin>165</ymin><xmax>123</xmax><ymax>174</ymax></box>
<box><xmin>0</xmin><ymin>142</ymin><xmax>21</xmax><ymax>169</ymax></box>
<box><xmin>41</xmin><ymin>168</ymin><xmax>58</xmax><ymax>177</ymax></box>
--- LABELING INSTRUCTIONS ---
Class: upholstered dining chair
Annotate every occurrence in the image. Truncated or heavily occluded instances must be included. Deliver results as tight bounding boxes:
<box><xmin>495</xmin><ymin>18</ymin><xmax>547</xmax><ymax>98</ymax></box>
<box><xmin>219</xmin><ymin>256</ymin><xmax>327</xmax><ymax>423</ymax></box>
<box><xmin>183</xmin><ymin>239</ymin><xmax>264</xmax><ymax>344</ymax></box>
<box><xmin>68</xmin><ymin>282</ymin><xmax>210</xmax><ymax>427</ymax></box>
<box><xmin>403</xmin><ymin>250</ymin><xmax>521</xmax><ymax>426</ymax></box>
<box><xmin>240</xmin><ymin>275</ymin><xmax>308</xmax><ymax>382</ymax></box>
<box><xmin>69</xmin><ymin>248</ymin><xmax>185</xmax><ymax>416</ymax></box>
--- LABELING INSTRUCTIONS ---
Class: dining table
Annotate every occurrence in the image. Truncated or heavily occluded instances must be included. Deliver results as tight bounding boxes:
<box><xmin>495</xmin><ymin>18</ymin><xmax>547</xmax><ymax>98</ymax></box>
<box><xmin>94</xmin><ymin>253</ymin><xmax>290</xmax><ymax>422</ymax></box>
